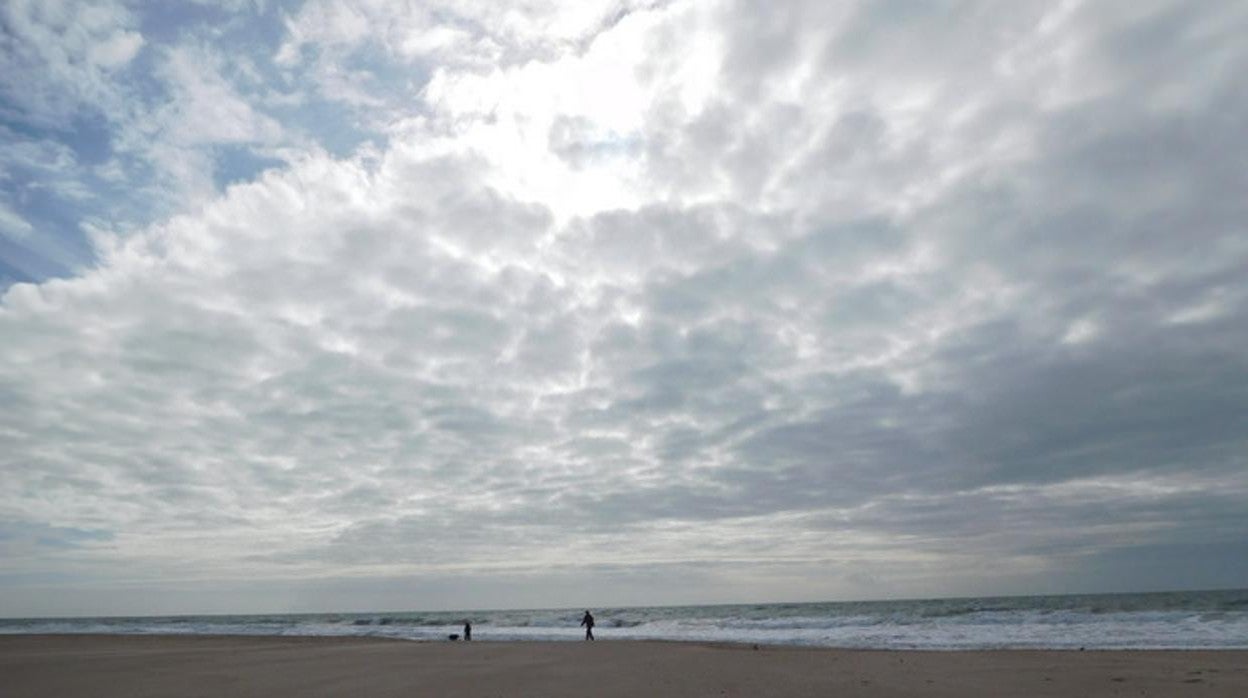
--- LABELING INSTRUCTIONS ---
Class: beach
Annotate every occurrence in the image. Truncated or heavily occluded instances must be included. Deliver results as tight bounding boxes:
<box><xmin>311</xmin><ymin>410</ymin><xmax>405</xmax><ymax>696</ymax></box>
<box><xmin>3</xmin><ymin>635</ymin><xmax>1245</xmax><ymax>697</ymax></box>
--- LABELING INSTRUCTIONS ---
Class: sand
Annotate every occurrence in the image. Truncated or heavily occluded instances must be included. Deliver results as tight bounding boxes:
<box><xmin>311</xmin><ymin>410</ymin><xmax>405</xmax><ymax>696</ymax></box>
<box><xmin>2</xmin><ymin>635</ymin><xmax>1245</xmax><ymax>697</ymax></box>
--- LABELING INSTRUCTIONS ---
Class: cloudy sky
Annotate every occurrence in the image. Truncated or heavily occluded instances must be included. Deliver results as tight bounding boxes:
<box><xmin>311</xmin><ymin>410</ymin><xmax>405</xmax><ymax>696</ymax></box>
<box><xmin>2</xmin><ymin>0</ymin><xmax>1246</xmax><ymax>617</ymax></box>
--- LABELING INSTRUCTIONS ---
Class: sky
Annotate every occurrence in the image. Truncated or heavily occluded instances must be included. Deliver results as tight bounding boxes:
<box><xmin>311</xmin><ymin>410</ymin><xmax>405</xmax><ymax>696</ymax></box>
<box><xmin>1</xmin><ymin>0</ymin><xmax>1246</xmax><ymax>618</ymax></box>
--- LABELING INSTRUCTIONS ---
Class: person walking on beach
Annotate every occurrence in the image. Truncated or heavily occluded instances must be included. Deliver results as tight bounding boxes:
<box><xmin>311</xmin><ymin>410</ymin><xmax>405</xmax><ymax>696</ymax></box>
<box><xmin>463</xmin><ymin>620</ymin><xmax>471</xmax><ymax>641</ymax></box>
<box><xmin>581</xmin><ymin>610</ymin><xmax>595</xmax><ymax>641</ymax></box>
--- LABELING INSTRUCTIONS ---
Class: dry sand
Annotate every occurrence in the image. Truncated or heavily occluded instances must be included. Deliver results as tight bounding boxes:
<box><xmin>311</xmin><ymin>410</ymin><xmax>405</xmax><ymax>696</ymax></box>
<box><xmin>2</xmin><ymin>635</ymin><xmax>1245</xmax><ymax>697</ymax></box>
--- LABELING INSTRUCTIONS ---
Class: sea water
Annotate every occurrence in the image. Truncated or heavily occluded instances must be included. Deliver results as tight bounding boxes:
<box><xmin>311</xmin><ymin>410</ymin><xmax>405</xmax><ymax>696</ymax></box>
<box><xmin>3</xmin><ymin>589</ymin><xmax>1246</xmax><ymax>649</ymax></box>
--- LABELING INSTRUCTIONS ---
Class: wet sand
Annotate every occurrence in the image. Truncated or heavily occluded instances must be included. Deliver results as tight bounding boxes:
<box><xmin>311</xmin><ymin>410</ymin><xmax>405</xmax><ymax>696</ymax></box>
<box><xmin>2</xmin><ymin>635</ymin><xmax>1245</xmax><ymax>697</ymax></box>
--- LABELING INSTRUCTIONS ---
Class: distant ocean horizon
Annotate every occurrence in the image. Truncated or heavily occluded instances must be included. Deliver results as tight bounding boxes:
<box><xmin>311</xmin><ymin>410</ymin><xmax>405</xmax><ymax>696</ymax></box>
<box><xmin>3</xmin><ymin>588</ymin><xmax>1246</xmax><ymax>650</ymax></box>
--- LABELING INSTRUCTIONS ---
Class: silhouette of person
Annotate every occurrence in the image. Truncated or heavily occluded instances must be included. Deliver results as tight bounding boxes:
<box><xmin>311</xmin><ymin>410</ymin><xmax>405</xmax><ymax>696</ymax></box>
<box><xmin>464</xmin><ymin>620</ymin><xmax>472</xmax><ymax>641</ymax></box>
<box><xmin>580</xmin><ymin>610</ymin><xmax>595</xmax><ymax>640</ymax></box>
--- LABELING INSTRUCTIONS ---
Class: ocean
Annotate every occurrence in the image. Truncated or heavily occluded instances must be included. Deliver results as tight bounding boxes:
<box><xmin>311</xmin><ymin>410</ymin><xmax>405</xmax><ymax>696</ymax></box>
<box><xmin>3</xmin><ymin>589</ymin><xmax>1245</xmax><ymax>650</ymax></box>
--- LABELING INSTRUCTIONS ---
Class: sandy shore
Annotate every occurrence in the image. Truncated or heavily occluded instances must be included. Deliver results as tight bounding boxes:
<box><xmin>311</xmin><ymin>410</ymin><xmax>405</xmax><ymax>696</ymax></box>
<box><xmin>2</xmin><ymin>635</ymin><xmax>1245</xmax><ymax>697</ymax></box>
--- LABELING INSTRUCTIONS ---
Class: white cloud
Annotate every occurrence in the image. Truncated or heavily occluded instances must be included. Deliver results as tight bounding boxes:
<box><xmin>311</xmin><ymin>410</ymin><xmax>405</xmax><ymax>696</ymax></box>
<box><xmin>0</xmin><ymin>0</ymin><xmax>142</xmax><ymax>126</ymax></box>
<box><xmin>151</xmin><ymin>45</ymin><xmax>285</xmax><ymax>146</ymax></box>
<box><xmin>279</xmin><ymin>0</ymin><xmax>656</xmax><ymax>68</ymax></box>
<box><xmin>2</xmin><ymin>0</ymin><xmax>1248</xmax><ymax>614</ymax></box>
<box><xmin>406</xmin><ymin>1</ymin><xmax>735</xmax><ymax>221</ymax></box>
<box><xmin>0</xmin><ymin>202</ymin><xmax>35</xmax><ymax>240</ymax></box>
<box><xmin>99</xmin><ymin>43</ymin><xmax>293</xmax><ymax>212</ymax></box>
<box><xmin>88</xmin><ymin>29</ymin><xmax>144</xmax><ymax>69</ymax></box>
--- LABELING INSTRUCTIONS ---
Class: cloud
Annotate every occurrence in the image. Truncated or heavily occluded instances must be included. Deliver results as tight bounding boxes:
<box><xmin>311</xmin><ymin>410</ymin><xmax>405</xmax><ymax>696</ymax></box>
<box><xmin>1</xmin><ymin>0</ymin><xmax>1246</xmax><ymax>615</ymax></box>
<box><xmin>0</xmin><ymin>1</ymin><xmax>295</xmax><ymax>283</ymax></box>
<box><xmin>0</xmin><ymin>201</ymin><xmax>35</xmax><ymax>240</ymax></box>
<box><xmin>87</xmin><ymin>29</ymin><xmax>143</xmax><ymax>69</ymax></box>
<box><xmin>108</xmin><ymin>42</ymin><xmax>292</xmax><ymax>205</ymax></box>
<box><xmin>0</xmin><ymin>0</ymin><xmax>143</xmax><ymax>127</ymax></box>
<box><xmin>152</xmin><ymin>44</ymin><xmax>283</xmax><ymax>146</ymax></box>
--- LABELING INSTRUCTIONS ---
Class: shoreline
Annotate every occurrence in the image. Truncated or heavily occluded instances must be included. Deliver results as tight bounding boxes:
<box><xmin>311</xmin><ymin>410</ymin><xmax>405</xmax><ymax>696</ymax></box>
<box><xmin>4</xmin><ymin>634</ymin><xmax>1246</xmax><ymax>697</ymax></box>
<box><xmin>5</xmin><ymin>631</ymin><xmax>1248</xmax><ymax>651</ymax></box>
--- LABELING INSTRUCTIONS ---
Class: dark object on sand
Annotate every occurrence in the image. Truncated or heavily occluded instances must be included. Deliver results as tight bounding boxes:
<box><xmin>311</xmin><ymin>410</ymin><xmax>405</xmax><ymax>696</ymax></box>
<box><xmin>448</xmin><ymin>634</ymin><xmax>460</xmax><ymax>641</ymax></box>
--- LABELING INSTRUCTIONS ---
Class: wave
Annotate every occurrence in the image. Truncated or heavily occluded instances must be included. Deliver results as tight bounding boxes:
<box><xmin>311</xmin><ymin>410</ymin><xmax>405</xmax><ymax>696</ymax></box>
<box><xmin>4</xmin><ymin>589</ymin><xmax>1246</xmax><ymax>650</ymax></box>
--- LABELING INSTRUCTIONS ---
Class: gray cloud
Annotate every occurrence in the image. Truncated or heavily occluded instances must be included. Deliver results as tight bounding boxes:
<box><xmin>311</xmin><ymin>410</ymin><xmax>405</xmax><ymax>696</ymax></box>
<box><xmin>1</xmin><ymin>0</ymin><xmax>1246</xmax><ymax>615</ymax></box>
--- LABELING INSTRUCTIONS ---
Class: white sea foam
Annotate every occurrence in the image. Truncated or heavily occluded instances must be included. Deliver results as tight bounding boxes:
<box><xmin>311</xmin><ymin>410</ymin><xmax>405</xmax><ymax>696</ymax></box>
<box><xmin>3</xmin><ymin>590</ymin><xmax>1246</xmax><ymax>649</ymax></box>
